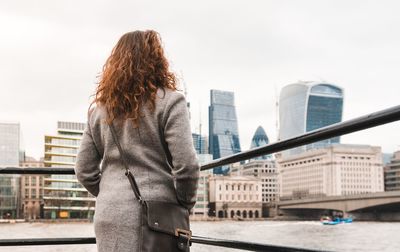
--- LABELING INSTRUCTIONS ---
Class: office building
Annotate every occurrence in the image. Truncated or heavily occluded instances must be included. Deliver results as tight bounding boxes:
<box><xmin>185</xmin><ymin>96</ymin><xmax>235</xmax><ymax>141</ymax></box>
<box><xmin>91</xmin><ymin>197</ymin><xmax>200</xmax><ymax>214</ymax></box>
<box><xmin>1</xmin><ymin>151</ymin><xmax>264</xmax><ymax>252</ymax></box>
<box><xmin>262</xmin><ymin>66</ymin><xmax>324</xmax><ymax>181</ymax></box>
<box><xmin>277</xmin><ymin>144</ymin><xmax>384</xmax><ymax>200</ymax></box>
<box><xmin>384</xmin><ymin>151</ymin><xmax>400</xmax><ymax>191</ymax></box>
<box><xmin>191</xmin><ymin>154</ymin><xmax>213</xmax><ymax>218</ymax></box>
<box><xmin>240</xmin><ymin>160</ymin><xmax>278</xmax><ymax>203</ymax></box>
<box><xmin>43</xmin><ymin>121</ymin><xmax>95</xmax><ymax>219</ymax></box>
<box><xmin>192</xmin><ymin>133</ymin><xmax>208</xmax><ymax>155</ymax></box>
<box><xmin>0</xmin><ymin>122</ymin><xmax>22</xmax><ymax>219</ymax></box>
<box><xmin>209</xmin><ymin>90</ymin><xmax>241</xmax><ymax>174</ymax></box>
<box><xmin>279</xmin><ymin>82</ymin><xmax>343</xmax><ymax>156</ymax></box>
<box><xmin>250</xmin><ymin>126</ymin><xmax>270</xmax><ymax>160</ymax></box>
<box><xmin>209</xmin><ymin>175</ymin><xmax>262</xmax><ymax>219</ymax></box>
<box><xmin>0</xmin><ymin>122</ymin><xmax>20</xmax><ymax>166</ymax></box>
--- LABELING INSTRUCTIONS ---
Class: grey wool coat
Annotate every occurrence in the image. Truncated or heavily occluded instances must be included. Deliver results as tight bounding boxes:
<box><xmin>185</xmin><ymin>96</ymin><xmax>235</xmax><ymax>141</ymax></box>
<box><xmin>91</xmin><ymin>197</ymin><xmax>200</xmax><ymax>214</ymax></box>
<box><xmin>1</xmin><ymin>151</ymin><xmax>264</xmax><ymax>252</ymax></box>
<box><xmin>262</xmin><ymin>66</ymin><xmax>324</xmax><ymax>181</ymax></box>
<box><xmin>74</xmin><ymin>88</ymin><xmax>200</xmax><ymax>252</ymax></box>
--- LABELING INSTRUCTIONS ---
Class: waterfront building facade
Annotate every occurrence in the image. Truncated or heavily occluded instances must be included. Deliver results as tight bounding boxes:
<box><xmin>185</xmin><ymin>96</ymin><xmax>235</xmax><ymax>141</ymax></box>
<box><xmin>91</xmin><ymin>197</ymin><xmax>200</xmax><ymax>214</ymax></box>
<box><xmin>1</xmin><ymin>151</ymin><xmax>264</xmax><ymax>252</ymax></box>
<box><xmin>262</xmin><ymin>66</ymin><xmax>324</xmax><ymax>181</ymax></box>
<box><xmin>208</xmin><ymin>90</ymin><xmax>241</xmax><ymax>174</ymax></box>
<box><xmin>43</xmin><ymin>121</ymin><xmax>95</xmax><ymax>219</ymax></box>
<box><xmin>208</xmin><ymin>176</ymin><xmax>262</xmax><ymax>219</ymax></box>
<box><xmin>385</xmin><ymin>151</ymin><xmax>400</xmax><ymax>191</ymax></box>
<box><xmin>277</xmin><ymin>144</ymin><xmax>384</xmax><ymax>200</ymax></box>
<box><xmin>279</xmin><ymin>82</ymin><xmax>344</xmax><ymax>156</ymax></box>
<box><xmin>250</xmin><ymin>126</ymin><xmax>270</xmax><ymax>160</ymax></box>
<box><xmin>20</xmin><ymin>157</ymin><xmax>45</xmax><ymax>220</ymax></box>
<box><xmin>0</xmin><ymin>122</ymin><xmax>21</xmax><ymax>219</ymax></box>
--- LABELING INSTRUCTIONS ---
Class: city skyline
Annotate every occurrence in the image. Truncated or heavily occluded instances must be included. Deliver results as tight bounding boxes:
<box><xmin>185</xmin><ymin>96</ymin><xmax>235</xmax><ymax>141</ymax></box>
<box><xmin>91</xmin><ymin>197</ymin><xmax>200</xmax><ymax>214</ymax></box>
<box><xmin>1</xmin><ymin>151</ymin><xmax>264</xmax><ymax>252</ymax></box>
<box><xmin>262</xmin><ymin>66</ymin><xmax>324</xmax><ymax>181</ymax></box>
<box><xmin>1</xmin><ymin>1</ymin><xmax>400</xmax><ymax>159</ymax></box>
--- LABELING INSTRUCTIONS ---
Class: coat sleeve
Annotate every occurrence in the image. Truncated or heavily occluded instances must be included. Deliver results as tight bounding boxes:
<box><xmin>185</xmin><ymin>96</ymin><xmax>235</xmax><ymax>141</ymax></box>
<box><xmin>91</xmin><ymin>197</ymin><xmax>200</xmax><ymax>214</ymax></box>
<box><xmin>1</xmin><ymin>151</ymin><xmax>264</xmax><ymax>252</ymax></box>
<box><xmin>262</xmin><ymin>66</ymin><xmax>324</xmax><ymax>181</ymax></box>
<box><xmin>163</xmin><ymin>92</ymin><xmax>200</xmax><ymax>210</ymax></box>
<box><xmin>75</xmin><ymin>115</ymin><xmax>102</xmax><ymax>197</ymax></box>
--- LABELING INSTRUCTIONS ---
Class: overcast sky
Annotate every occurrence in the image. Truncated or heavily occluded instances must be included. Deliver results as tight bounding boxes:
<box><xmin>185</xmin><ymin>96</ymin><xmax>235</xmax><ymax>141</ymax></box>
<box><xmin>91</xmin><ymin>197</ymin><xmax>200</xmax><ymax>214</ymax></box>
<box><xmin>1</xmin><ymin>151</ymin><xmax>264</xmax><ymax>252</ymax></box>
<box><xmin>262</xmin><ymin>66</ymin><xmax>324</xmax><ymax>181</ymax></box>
<box><xmin>1</xmin><ymin>0</ymin><xmax>400</xmax><ymax>160</ymax></box>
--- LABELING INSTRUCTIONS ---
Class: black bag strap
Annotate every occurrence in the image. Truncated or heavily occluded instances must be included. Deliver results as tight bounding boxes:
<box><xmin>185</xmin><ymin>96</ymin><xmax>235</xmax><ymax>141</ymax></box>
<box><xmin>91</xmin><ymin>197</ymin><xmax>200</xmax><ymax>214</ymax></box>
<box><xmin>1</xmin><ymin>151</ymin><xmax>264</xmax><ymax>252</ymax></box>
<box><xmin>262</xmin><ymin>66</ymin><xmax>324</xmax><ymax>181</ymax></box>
<box><xmin>109</xmin><ymin>122</ymin><xmax>144</xmax><ymax>203</ymax></box>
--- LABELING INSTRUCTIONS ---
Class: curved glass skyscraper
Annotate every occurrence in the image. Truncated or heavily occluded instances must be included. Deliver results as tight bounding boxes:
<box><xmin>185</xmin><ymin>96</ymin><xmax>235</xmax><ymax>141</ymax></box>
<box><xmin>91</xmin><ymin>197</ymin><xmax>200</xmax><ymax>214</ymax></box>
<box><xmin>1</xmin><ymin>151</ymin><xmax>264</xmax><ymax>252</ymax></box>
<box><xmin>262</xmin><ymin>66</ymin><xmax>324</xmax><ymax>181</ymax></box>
<box><xmin>250</xmin><ymin>126</ymin><xmax>270</xmax><ymax>160</ymax></box>
<box><xmin>279</xmin><ymin>81</ymin><xmax>344</xmax><ymax>156</ymax></box>
<box><xmin>209</xmin><ymin>90</ymin><xmax>241</xmax><ymax>174</ymax></box>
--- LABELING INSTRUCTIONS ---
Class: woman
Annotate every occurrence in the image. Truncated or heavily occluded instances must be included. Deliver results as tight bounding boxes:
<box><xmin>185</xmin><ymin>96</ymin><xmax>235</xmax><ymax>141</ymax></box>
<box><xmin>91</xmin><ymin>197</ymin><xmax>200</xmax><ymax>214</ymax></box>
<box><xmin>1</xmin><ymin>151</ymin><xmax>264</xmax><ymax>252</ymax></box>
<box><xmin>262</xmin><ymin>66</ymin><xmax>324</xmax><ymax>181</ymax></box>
<box><xmin>75</xmin><ymin>30</ymin><xmax>200</xmax><ymax>251</ymax></box>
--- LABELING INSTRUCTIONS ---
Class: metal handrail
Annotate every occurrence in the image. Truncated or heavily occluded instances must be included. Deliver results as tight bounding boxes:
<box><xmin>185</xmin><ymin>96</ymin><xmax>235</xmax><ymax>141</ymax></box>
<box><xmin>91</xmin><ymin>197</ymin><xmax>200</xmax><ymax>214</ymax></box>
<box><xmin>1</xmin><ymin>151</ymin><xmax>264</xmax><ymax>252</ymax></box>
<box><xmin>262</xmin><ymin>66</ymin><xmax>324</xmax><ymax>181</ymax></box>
<box><xmin>1</xmin><ymin>104</ymin><xmax>400</xmax><ymax>251</ymax></box>
<box><xmin>0</xmin><ymin>236</ymin><xmax>325</xmax><ymax>251</ymax></box>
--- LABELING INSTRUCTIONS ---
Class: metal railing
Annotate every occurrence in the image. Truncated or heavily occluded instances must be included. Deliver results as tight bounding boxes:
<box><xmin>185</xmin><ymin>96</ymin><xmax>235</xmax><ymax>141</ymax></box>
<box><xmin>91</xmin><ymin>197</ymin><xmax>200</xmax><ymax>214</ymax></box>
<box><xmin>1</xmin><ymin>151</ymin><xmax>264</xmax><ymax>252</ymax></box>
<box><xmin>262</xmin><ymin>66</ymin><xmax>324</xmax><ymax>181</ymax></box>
<box><xmin>1</xmin><ymin>104</ymin><xmax>400</xmax><ymax>251</ymax></box>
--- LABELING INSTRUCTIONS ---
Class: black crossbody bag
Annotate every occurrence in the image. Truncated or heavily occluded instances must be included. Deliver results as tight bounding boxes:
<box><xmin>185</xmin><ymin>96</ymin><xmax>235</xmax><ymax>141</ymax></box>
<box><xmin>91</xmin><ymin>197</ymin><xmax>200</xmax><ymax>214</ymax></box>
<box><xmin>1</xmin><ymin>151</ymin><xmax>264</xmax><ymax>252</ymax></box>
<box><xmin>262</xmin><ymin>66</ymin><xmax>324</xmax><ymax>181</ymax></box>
<box><xmin>109</xmin><ymin>123</ymin><xmax>192</xmax><ymax>251</ymax></box>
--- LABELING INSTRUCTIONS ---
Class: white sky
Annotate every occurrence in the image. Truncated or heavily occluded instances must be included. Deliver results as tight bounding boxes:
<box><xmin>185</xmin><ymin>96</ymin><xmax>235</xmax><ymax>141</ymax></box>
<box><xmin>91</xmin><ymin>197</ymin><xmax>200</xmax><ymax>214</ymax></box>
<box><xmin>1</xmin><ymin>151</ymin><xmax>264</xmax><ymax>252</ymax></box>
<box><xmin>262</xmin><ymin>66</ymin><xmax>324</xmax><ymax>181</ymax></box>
<box><xmin>0</xmin><ymin>0</ymin><xmax>399</xmax><ymax>160</ymax></box>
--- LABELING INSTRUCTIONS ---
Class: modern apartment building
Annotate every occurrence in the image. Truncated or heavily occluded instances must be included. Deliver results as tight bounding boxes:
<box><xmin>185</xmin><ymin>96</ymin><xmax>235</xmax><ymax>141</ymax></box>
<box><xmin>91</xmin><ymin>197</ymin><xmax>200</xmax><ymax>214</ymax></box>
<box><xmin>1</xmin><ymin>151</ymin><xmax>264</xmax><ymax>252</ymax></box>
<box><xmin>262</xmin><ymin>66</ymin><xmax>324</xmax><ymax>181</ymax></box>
<box><xmin>277</xmin><ymin>144</ymin><xmax>384</xmax><ymax>200</ymax></box>
<box><xmin>0</xmin><ymin>122</ymin><xmax>21</xmax><ymax>219</ymax></box>
<box><xmin>43</xmin><ymin>121</ymin><xmax>95</xmax><ymax>219</ymax></box>
<box><xmin>209</xmin><ymin>176</ymin><xmax>262</xmax><ymax>219</ymax></box>
<box><xmin>279</xmin><ymin>82</ymin><xmax>343</xmax><ymax>156</ymax></box>
<box><xmin>385</xmin><ymin>151</ymin><xmax>400</xmax><ymax>191</ymax></box>
<box><xmin>20</xmin><ymin>157</ymin><xmax>45</xmax><ymax>220</ymax></box>
<box><xmin>209</xmin><ymin>90</ymin><xmax>241</xmax><ymax>174</ymax></box>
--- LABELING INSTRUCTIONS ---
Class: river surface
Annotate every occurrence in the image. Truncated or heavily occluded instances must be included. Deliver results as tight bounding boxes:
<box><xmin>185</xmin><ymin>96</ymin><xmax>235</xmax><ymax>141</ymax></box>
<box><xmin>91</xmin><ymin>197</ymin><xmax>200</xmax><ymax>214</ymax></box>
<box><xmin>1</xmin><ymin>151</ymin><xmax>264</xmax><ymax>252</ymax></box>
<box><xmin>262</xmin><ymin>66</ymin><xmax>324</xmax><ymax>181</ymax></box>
<box><xmin>0</xmin><ymin>221</ymin><xmax>400</xmax><ymax>252</ymax></box>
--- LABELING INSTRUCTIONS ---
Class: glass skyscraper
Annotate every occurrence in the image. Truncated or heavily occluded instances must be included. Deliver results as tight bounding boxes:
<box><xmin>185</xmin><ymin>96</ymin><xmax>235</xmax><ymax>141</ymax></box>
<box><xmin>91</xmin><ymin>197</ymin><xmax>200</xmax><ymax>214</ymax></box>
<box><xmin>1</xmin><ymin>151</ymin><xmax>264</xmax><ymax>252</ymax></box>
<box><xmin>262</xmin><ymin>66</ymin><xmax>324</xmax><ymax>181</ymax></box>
<box><xmin>250</xmin><ymin>126</ymin><xmax>270</xmax><ymax>160</ymax></box>
<box><xmin>0</xmin><ymin>122</ymin><xmax>20</xmax><ymax>166</ymax></box>
<box><xmin>0</xmin><ymin>122</ymin><xmax>21</xmax><ymax>219</ymax></box>
<box><xmin>192</xmin><ymin>133</ymin><xmax>208</xmax><ymax>155</ymax></box>
<box><xmin>209</xmin><ymin>90</ymin><xmax>241</xmax><ymax>174</ymax></box>
<box><xmin>279</xmin><ymin>82</ymin><xmax>344</xmax><ymax>156</ymax></box>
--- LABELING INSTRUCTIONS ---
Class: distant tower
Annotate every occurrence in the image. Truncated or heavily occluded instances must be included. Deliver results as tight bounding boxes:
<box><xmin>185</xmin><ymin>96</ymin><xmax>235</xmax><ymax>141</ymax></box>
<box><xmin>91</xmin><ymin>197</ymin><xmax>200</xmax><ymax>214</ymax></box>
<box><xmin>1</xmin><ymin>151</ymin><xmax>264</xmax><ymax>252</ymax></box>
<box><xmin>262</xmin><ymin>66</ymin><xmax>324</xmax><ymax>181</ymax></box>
<box><xmin>250</xmin><ymin>126</ymin><xmax>270</xmax><ymax>160</ymax></box>
<box><xmin>209</xmin><ymin>90</ymin><xmax>241</xmax><ymax>174</ymax></box>
<box><xmin>279</xmin><ymin>81</ymin><xmax>344</xmax><ymax>156</ymax></box>
<box><xmin>180</xmin><ymin>71</ymin><xmax>191</xmax><ymax>120</ymax></box>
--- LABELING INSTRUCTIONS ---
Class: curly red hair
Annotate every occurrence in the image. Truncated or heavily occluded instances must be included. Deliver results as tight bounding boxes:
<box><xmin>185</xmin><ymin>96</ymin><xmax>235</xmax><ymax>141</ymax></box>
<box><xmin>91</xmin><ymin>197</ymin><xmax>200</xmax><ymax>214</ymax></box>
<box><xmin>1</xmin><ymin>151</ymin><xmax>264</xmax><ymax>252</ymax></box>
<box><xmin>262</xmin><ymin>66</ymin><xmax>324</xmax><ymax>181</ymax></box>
<box><xmin>91</xmin><ymin>30</ymin><xmax>177</xmax><ymax>126</ymax></box>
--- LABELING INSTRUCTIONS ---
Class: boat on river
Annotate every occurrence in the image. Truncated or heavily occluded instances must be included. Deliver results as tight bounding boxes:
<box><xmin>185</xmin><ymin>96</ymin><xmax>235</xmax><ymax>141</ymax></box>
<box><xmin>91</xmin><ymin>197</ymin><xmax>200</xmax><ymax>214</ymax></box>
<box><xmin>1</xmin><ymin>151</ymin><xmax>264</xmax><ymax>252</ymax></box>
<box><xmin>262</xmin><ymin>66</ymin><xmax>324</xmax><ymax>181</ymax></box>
<box><xmin>320</xmin><ymin>216</ymin><xmax>353</xmax><ymax>225</ymax></box>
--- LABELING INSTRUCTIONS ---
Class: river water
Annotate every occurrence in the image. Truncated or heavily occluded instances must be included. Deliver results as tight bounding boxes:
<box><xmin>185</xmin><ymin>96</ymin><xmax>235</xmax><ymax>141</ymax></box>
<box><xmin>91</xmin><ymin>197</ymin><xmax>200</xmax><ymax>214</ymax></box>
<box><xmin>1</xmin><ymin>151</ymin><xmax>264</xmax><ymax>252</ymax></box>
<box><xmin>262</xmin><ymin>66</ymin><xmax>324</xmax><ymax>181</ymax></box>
<box><xmin>0</xmin><ymin>221</ymin><xmax>399</xmax><ymax>252</ymax></box>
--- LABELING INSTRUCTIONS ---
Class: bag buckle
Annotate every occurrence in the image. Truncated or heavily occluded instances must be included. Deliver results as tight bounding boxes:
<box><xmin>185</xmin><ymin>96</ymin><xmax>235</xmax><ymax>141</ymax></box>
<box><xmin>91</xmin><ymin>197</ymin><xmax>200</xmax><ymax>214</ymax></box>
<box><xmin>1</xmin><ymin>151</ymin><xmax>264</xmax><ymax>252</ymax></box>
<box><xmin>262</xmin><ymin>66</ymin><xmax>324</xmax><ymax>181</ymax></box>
<box><xmin>175</xmin><ymin>228</ymin><xmax>192</xmax><ymax>250</ymax></box>
<box><xmin>175</xmin><ymin>228</ymin><xmax>192</xmax><ymax>239</ymax></box>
